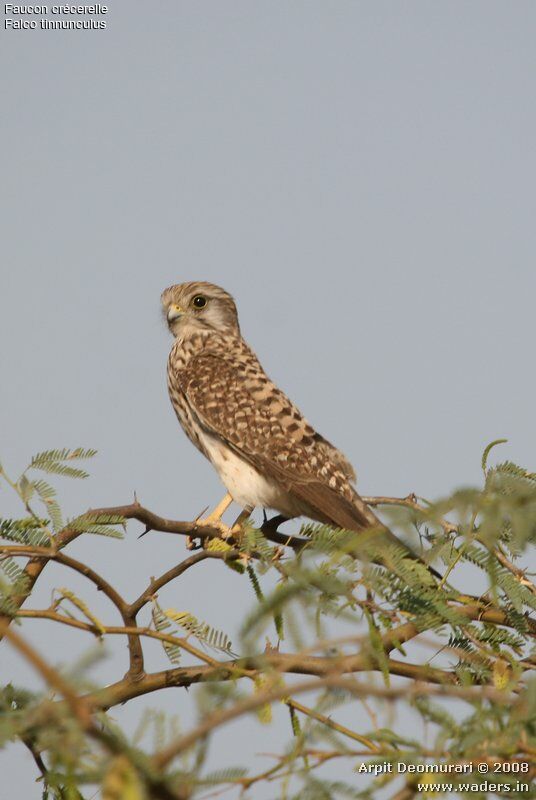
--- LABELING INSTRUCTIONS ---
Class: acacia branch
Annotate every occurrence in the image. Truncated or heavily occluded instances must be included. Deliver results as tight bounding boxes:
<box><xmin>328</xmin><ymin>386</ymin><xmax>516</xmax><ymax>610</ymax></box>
<box><xmin>87</xmin><ymin>502</ymin><xmax>308</xmax><ymax>549</ymax></box>
<box><xmin>487</xmin><ymin>542</ymin><xmax>536</xmax><ymax>597</ymax></box>
<box><xmin>85</xmin><ymin>502</ymin><xmax>536</xmax><ymax>629</ymax></box>
<box><xmin>362</xmin><ymin>495</ymin><xmax>536</xmax><ymax>597</ymax></box>
<box><xmin>14</xmin><ymin>590</ymin><xmax>533</xmax><ymax>716</ymax></box>
<box><xmin>362</xmin><ymin>494</ymin><xmax>458</xmax><ymax>535</ymax></box>
<box><xmin>0</xmin><ymin>522</ymin><xmax>89</xmax><ymax>644</ymax></box>
<box><xmin>81</xmin><ymin>653</ymin><xmax>459</xmax><ymax>713</ymax></box>
<box><xmin>16</xmin><ymin>610</ymin><xmax>226</xmax><ymax>667</ymax></box>
<box><xmin>3</xmin><ymin>494</ymin><xmax>533</xmax><ymax>796</ymax></box>
<box><xmin>5</xmin><ymin>545</ymin><xmax>255</xmax><ymax>682</ymax></box>
<box><xmin>2</xmin><ymin>545</ymin><xmax>145</xmax><ymax>679</ymax></box>
<box><xmin>285</xmin><ymin>697</ymin><xmax>381</xmax><ymax>751</ymax></box>
<box><xmin>4</xmin><ymin>625</ymin><xmax>92</xmax><ymax>727</ymax></box>
<box><xmin>128</xmin><ymin>550</ymin><xmax>236</xmax><ymax>616</ymax></box>
<box><xmin>15</xmin><ymin>607</ymin><xmax>459</xmax><ymax>703</ymax></box>
<box><xmin>84</xmin><ymin>501</ymin><xmax>536</xmax><ymax>624</ymax></box>
<box><xmin>5</xmin><ymin>624</ymin><xmax>186</xmax><ymax>800</ymax></box>
<box><xmin>21</xmin><ymin>738</ymin><xmax>49</xmax><ymax>785</ymax></box>
<box><xmin>7</xmin><ymin>543</ymin><xmax>533</xmax><ymax>722</ymax></box>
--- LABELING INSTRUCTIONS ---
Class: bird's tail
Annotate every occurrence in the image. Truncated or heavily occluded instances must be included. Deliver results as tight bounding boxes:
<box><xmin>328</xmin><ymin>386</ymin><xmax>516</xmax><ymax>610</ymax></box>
<box><xmin>347</xmin><ymin>490</ymin><xmax>442</xmax><ymax>579</ymax></box>
<box><xmin>290</xmin><ymin>477</ymin><xmax>441</xmax><ymax>579</ymax></box>
<box><xmin>259</xmin><ymin>455</ymin><xmax>442</xmax><ymax>579</ymax></box>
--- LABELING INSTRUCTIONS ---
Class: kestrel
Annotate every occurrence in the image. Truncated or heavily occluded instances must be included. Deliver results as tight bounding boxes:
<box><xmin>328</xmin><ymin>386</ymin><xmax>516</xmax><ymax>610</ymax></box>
<box><xmin>161</xmin><ymin>281</ymin><xmax>412</xmax><ymax>559</ymax></box>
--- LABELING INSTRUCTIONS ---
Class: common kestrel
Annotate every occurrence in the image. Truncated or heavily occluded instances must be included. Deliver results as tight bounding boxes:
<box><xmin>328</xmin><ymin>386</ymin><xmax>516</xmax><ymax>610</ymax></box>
<box><xmin>161</xmin><ymin>281</ymin><xmax>413</xmax><ymax>559</ymax></box>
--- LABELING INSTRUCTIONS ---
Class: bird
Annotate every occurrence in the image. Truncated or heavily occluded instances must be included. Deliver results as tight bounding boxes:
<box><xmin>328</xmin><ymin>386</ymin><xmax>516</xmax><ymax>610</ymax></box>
<box><xmin>161</xmin><ymin>281</ymin><xmax>429</xmax><ymax>567</ymax></box>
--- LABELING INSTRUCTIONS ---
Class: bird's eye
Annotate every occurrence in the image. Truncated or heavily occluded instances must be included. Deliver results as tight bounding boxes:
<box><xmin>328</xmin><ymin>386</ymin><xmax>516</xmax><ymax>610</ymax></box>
<box><xmin>192</xmin><ymin>295</ymin><xmax>207</xmax><ymax>309</ymax></box>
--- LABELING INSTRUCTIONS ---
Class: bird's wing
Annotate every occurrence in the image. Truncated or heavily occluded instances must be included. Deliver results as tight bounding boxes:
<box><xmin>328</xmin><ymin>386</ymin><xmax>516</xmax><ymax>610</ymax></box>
<box><xmin>176</xmin><ymin>352</ymin><xmax>374</xmax><ymax>531</ymax></box>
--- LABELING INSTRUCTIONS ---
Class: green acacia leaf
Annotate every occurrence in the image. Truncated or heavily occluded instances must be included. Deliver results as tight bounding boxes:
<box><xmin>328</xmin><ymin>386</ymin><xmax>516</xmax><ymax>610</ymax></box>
<box><xmin>482</xmin><ymin>439</ymin><xmax>508</xmax><ymax>474</ymax></box>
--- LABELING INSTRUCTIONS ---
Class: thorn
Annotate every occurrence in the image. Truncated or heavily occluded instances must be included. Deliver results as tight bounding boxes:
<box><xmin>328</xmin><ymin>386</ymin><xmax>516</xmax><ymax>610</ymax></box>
<box><xmin>138</xmin><ymin>525</ymin><xmax>153</xmax><ymax>539</ymax></box>
<box><xmin>195</xmin><ymin>505</ymin><xmax>209</xmax><ymax>522</ymax></box>
<box><xmin>264</xmin><ymin>637</ymin><xmax>280</xmax><ymax>654</ymax></box>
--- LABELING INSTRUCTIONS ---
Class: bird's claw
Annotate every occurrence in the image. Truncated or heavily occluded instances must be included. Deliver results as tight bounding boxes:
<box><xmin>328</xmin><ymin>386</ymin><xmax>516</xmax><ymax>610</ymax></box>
<box><xmin>194</xmin><ymin>517</ymin><xmax>232</xmax><ymax>538</ymax></box>
<box><xmin>186</xmin><ymin>535</ymin><xmax>204</xmax><ymax>550</ymax></box>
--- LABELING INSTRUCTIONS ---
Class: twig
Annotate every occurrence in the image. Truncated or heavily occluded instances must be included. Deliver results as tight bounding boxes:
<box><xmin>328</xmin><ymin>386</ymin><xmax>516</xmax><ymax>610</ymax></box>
<box><xmin>3</xmin><ymin>626</ymin><xmax>187</xmax><ymax>800</ymax></box>
<box><xmin>129</xmin><ymin>550</ymin><xmax>234</xmax><ymax>615</ymax></box>
<box><xmin>0</xmin><ymin>518</ymin><xmax>88</xmax><ymax>643</ymax></box>
<box><xmin>362</xmin><ymin>494</ymin><xmax>458</xmax><ymax>536</ymax></box>
<box><xmin>4</xmin><ymin>625</ymin><xmax>92</xmax><ymax>728</ymax></box>
<box><xmin>2</xmin><ymin>545</ymin><xmax>144</xmax><ymax>678</ymax></box>
<box><xmin>153</xmin><ymin>675</ymin><xmax>514</xmax><ymax>767</ymax></box>
<box><xmin>285</xmin><ymin>697</ymin><xmax>381</xmax><ymax>752</ymax></box>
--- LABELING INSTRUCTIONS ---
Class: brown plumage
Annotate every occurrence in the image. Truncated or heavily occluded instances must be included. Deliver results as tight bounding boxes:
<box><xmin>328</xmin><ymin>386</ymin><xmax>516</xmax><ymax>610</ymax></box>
<box><xmin>161</xmin><ymin>281</ymin><xmax>416</xmax><ymax>559</ymax></box>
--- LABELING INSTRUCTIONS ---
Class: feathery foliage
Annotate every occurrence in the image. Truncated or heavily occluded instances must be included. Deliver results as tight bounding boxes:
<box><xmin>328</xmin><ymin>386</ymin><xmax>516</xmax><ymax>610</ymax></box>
<box><xmin>163</xmin><ymin>608</ymin><xmax>234</xmax><ymax>655</ymax></box>
<box><xmin>1</xmin><ymin>443</ymin><xmax>535</xmax><ymax>799</ymax></box>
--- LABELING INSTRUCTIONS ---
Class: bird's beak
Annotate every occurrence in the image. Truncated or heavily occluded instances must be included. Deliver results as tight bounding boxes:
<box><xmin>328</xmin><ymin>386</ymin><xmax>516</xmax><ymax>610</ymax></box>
<box><xmin>167</xmin><ymin>304</ymin><xmax>184</xmax><ymax>322</ymax></box>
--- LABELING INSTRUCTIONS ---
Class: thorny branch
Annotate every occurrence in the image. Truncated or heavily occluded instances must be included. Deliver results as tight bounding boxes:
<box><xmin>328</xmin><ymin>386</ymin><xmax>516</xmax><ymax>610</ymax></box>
<box><xmin>2</xmin><ymin>492</ymin><xmax>535</xmax><ymax>798</ymax></box>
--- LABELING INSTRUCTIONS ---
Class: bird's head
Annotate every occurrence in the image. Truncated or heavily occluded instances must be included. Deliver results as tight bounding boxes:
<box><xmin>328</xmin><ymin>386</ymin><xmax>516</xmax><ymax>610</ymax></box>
<box><xmin>161</xmin><ymin>282</ymin><xmax>240</xmax><ymax>338</ymax></box>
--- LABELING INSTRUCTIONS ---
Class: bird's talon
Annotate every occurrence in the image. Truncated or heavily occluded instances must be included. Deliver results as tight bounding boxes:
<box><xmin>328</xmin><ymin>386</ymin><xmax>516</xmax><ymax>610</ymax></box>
<box><xmin>186</xmin><ymin>535</ymin><xmax>203</xmax><ymax>550</ymax></box>
<box><xmin>195</xmin><ymin>518</ymin><xmax>230</xmax><ymax>536</ymax></box>
<box><xmin>221</xmin><ymin>524</ymin><xmax>235</xmax><ymax>540</ymax></box>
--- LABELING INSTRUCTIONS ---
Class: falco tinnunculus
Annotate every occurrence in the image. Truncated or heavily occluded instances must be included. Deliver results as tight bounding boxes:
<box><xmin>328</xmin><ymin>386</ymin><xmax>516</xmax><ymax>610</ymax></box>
<box><xmin>161</xmin><ymin>280</ymin><xmax>404</xmax><ymax>548</ymax></box>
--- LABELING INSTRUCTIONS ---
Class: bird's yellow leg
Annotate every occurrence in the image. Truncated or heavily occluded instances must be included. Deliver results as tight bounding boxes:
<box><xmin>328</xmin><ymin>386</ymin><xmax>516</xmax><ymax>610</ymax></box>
<box><xmin>230</xmin><ymin>506</ymin><xmax>253</xmax><ymax>536</ymax></box>
<box><xmin>195</xmin><ymin>495</ymin><xmax>252</xmax><ymax>543</ymax></box>
<box><xmin>200</xmin><ymin>492</ymin><xmax>233</xmax><ymax>525</ymax></box>
<box><xmin>197</xmin><ymin>493</ymin><xmax>233</xmax><ymax>527</ymax></box>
